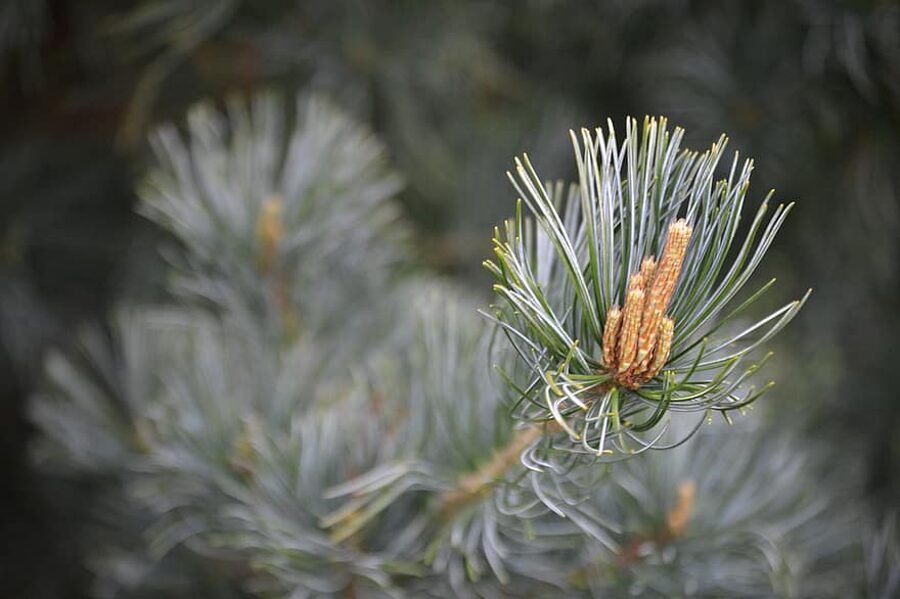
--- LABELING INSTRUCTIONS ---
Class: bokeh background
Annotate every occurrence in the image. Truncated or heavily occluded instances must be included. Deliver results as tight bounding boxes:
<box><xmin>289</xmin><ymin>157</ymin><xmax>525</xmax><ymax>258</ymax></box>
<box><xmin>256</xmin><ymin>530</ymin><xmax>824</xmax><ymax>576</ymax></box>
<box><xmin>1</xmin><ymin>0</ymin><xmax>898</xmax><ymax>596</ymax></box>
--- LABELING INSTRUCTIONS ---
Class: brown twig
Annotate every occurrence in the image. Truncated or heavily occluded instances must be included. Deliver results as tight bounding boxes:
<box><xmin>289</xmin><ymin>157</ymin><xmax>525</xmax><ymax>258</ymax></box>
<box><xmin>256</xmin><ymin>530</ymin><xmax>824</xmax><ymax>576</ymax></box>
<box><xmin>437</xmin><ymin>422</ymin><xmax>556</xmax><ymax>520</ymax></box>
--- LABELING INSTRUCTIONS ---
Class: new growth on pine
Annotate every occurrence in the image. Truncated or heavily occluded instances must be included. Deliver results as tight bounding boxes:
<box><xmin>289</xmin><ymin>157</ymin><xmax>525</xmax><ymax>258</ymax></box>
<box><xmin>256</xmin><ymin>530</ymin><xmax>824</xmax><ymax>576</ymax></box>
<box><xmin>486</xmin><ymin>117</ymin><xmax>809</xmax><ymax>466</ymax></box>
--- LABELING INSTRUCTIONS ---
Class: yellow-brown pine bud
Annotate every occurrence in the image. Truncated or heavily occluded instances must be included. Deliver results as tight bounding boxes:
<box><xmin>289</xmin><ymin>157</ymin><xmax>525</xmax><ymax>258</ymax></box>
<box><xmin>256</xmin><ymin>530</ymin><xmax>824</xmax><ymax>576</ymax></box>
<box><xmin>652</xmin><ymin>219</ymin><xmax>691</xmax><ymax>308</ymax></box>
<box><xmin>639</xmin><ymin>256</ymin><xmax>657</xmax><ymax>291</ymax></box>
<box><xmin>635</xmin><ymin>220</ymin><xmax>691</xmax><ymax>371</ymax></box>
<box><xmin>602</xmin><ymin>222</ymin><xmax>689</xmax><ymax>388</ymax></box>
<box><xmin>257</xmin><ymin>195</ymin><xmax>284</xmax><ymax>274</ymax></box>
<box><xmin>602</xmin><ymin>306</ymin><xmax>622</xmax><ymax>369</ymax></box>
<box><xmin>633</xmin><ymin>306</ymin><xmax>662</xmax><ymax>374</ymax></box>
<box><xmin>627</xmin><ymin>271</ymin><xmax>645</xmax><ymax>294</ymax></box>
<box><xmin>646</xmin><ymin>317</ymin><xmax>674</xmax><ymax>380</ymax></box>
<box><xmin>666</xmin><ymin>479</ymin><xmax>696</xmax><ymax>538</ymax></box>
<box><xmin>616</xmin><ymin>287</ymin><xmax>644</xmax><ymax>374</ymax></box>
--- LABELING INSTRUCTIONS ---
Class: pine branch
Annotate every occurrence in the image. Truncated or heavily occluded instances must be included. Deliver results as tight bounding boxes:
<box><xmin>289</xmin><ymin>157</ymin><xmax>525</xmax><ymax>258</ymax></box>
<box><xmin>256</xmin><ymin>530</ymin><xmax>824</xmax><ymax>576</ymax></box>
<box><xmin>486</xmin><ymin>116</ymin><xmax>809</xmax><ymax>463</ymax></box>
<box><xmin>573</xmin><ymin>417</ymin><xmax>866</xmax><ymax>597</ymax></box>
<box><xmin>30</xmin><ymin>91</ymin><xmax>416</xmax><ymax>597</ymax></box>
<box><xmin>26</xmin><ymin>84</ymin><xmax>877</xmax><ymax>597</ymax></box>
<box><xmin>437</xmin><ymin>422</ymin><xmax>547</xmax><ymax>520</ymax></box>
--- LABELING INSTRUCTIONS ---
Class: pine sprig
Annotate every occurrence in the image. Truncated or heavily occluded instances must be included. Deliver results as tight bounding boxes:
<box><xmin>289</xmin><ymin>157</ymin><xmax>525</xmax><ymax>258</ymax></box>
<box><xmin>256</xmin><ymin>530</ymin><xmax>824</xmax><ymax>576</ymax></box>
<box><xmin>140</xmin><ymin>91</ymin><xmax>407</xmax><ymax>342</ymax></box>
<box><xmin>486</xmin><ymin>116</ymin><xmax>809</xmax><ymax>460</ymax></box>
<box><xmin>323</xmin><ymin>284</ymin><xmax>586</xmax><ymax>596</ymax></box>
<box><xmin>578</xmin><ymin>419</ymin><xmax>864</xmax><ymax>598</ymax></box>
<box><xmin>30</xmin><ymin>91</ymin><xmax>416</xmax><ymax>597</ymax></box>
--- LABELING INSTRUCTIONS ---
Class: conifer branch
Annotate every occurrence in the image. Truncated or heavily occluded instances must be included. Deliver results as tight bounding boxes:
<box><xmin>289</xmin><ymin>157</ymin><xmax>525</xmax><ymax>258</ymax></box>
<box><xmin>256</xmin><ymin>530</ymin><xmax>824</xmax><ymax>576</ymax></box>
<box><xmin>437</xmin><ymin>422</ymin><xmax>547</xmax><ymax>520</ymax></box>
<box><xmin>487</xmin><ymin>116</ymin><xmax>809</xmax><ymax>462</ymax></box>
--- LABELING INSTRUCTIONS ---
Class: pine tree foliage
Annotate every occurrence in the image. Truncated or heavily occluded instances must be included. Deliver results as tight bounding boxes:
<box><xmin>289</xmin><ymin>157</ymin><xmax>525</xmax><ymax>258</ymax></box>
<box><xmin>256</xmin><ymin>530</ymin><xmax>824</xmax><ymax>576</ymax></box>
<box><xmin>864</xmin><ymin>513</ymin><xmax>900</xmax><ymax>599</ymax></box>
<box><xmin>31</xmin><ymin>92</ymin><xmax>416</xmax><ymax>597</ymax></box>
<box><xmin>486</xmin><ymin>117</ymin><xmax>808</xmax><ymax>463</ymax></box>
<box><xmin>324</xmin><ymin>287</ymin><xmax>586</xmax><ymax>597</ymax></box>
<box><xmin>579</xmin><ymin>421</ymin><xmax>863</xmax><ymax>598</ymax></box>
<box><xmin>31</xmin><ymin>309</ymin><xmax>247</xmax><ymax>598</ymax></box>
<box><xmin>140</xmin><ymin>92</ymin><xmax>407</xmax><ymax>341</ymax></box>
<box><xmin>28</xmin><ymin>89</ymin><xmax>880</xmax><ymax>598</ymax></box>
<box><xmin>6</xmin><ymin>2</ymin><xmax>899</xmax><ymax>595</ymax></box>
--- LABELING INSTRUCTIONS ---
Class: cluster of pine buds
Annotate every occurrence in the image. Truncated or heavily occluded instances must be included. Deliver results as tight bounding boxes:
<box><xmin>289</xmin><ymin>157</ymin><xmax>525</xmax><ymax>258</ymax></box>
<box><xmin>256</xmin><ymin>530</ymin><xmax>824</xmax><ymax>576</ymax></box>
<box><xmin>601</xmin><ymin>219</ymin><xmax>693</xmax><ymax>389</ymax></box>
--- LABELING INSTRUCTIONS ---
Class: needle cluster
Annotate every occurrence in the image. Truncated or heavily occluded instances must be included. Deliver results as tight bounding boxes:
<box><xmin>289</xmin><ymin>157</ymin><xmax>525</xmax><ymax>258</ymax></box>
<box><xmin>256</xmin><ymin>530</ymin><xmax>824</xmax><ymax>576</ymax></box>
<box><xmin>486</xmin><ymin>117</ymin><xmax>809</xmax><ymax>459</ymax></box>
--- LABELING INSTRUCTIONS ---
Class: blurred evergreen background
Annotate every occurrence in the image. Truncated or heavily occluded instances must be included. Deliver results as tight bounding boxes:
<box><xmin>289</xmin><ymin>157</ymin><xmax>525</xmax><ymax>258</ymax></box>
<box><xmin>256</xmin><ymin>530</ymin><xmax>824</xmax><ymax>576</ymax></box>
<box><xmin>1</xmin><ymin>0</ymin><xmax>898</xmax><ymax>596</ymax></box>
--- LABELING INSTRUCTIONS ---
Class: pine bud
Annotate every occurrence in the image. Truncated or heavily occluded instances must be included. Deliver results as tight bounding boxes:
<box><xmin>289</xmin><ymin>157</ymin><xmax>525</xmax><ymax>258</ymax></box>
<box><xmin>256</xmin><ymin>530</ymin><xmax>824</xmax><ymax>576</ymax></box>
<box><xmin>616</xmin><ymin>286</ymin><xmax>645</xmax><ymax>374</ymax></box>
<box><xmin>601</xmin><ymin>220</ymin><xmax>692</xmax><ymax>388</ymax></box>
<box><xmin>646</xmin><ymin>317</ymin><xmax>675</xmax><ymax>381</ymax></box>
<box><xmin>257</xmin><ymin>195</ymin><xmax>285</xmax><ymax>274</ymax></box>
<box><xmin>602</xmin><ymin>306</ymin><xmax>622</xmax><ymax>368</ymax></box>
